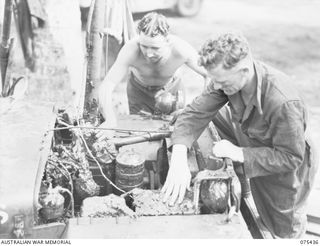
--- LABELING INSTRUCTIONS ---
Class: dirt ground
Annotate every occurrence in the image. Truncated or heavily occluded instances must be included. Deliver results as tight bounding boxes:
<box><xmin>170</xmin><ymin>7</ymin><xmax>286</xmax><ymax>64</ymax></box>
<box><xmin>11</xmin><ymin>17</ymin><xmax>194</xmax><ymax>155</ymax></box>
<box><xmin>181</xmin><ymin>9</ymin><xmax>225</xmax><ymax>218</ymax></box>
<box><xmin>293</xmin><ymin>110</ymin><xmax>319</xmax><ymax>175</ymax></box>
<box><xmin>132</xmin><ymin>0</ymin><xmax>320</xmax><ymax>217</ymax></box>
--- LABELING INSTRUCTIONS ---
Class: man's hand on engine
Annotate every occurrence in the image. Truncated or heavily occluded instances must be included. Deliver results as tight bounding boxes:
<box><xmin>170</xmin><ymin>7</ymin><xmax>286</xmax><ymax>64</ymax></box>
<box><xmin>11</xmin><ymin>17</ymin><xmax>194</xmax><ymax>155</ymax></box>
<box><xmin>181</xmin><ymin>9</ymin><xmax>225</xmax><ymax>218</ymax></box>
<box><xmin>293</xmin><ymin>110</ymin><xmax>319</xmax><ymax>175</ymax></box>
<box><xmin>212</xmin><ymin>139</ymin><xmax>244</xmax><ymax>163</ymax></box>
<box><xmin>161</xmin><ymin>144</ymin><xmax>191</xmax><ymax>206</ymax></box>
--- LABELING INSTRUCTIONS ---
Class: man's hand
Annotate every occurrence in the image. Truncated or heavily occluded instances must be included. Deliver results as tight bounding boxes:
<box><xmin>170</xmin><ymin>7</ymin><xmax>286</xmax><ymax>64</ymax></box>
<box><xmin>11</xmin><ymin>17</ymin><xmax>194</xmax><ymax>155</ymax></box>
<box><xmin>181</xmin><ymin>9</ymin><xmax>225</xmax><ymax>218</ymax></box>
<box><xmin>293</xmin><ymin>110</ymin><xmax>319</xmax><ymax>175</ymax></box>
<box><xmin>212</xmin><ymin>139</ymin><xmax>244</xmax><ymax>163</ymax></box>
<box><xmin>169</xmin><ymin>108</ymin><xmax>184</xmax><ymax>125</ymax></box>
<box><xmin>161</xmin><ymin>144</ymin><xmax>191</xmax><ymax>206</ymax></box>
<box><xmin>96</xmin><ymin>121</ymin><xmax>116</xmax><ymax>141</ymax></box>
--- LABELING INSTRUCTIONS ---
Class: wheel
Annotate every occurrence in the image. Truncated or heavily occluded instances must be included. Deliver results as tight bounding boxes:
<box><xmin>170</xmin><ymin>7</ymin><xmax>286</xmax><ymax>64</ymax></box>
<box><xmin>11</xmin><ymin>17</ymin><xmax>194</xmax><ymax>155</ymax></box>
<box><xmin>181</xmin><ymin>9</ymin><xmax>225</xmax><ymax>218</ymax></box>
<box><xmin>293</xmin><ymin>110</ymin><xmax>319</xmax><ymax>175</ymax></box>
<box><xmin>175</xmin><ymin>0</ymin><xmax>203</xmax><ymax>17</ymax></box>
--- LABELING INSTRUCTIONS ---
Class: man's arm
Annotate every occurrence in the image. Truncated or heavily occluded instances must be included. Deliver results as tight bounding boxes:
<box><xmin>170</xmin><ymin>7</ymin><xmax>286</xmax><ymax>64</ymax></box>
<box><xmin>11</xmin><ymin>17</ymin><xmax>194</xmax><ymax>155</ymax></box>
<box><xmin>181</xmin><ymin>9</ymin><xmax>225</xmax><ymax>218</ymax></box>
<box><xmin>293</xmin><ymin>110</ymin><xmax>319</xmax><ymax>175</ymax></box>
<box><xmin>162</xmin><ymin>86</ymin><xmax>228</xmax><ymax>204</ymax></box>
<box><xmin>177</xmin><ymin>39</ymin><xmax>208</xmax><ymax>79</ymax></box>
<box><xmin>98</xmin><ymin>41</ymin><xmax>136</xmax><ymax>132</ymax></box>
<box><xmin>171</xmin><ymin>85</ymin><xmax>228</xmax><ymax>148</ymax></box>
<box><xmin>212</xmin><ymin>100</ymin><xmax>308</xmax><ymax>178</ymax></box>
<box><xmin>185</xmin><ymin>48</ymin><xmax>208</xmax><ymax>78</ymax></box>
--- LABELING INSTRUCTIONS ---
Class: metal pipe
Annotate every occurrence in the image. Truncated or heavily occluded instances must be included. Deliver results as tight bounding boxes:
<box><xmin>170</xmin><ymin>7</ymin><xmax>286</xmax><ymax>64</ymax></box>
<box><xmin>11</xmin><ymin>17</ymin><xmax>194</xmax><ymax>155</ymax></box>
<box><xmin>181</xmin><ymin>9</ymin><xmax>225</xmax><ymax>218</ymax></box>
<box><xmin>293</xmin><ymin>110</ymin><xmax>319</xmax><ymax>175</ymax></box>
<box><xmin>109</xmin><ymin>132</ymin><xmax>172</xmax><ymax>147</ymax></box>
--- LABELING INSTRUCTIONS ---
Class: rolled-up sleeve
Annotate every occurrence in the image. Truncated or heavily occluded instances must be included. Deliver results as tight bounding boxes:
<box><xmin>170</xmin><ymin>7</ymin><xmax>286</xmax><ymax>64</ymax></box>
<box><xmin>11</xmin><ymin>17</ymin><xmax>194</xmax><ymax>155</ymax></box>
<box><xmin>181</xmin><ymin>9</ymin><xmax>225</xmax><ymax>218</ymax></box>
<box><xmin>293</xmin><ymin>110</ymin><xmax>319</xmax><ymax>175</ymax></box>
<box><xmin>171</xmin><ymin>86</ymin><xmax>228</xmax><ymax>149</ymax></box>
<box><xmin>243</xmin><ymin>100</ymin><xmax>306</xmax><ymax>178</ymax></box>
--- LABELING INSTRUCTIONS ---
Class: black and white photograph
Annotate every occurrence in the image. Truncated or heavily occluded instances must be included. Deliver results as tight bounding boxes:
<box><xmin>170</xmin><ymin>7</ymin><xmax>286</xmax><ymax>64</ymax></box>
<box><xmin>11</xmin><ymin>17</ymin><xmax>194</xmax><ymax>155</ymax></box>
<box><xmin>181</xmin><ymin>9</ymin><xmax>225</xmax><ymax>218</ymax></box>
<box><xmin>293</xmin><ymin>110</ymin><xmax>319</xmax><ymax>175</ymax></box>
<box><xmin>0</xmin><ymin>0</ymin><xmax>319</xmax><ymax>242</ymax></box>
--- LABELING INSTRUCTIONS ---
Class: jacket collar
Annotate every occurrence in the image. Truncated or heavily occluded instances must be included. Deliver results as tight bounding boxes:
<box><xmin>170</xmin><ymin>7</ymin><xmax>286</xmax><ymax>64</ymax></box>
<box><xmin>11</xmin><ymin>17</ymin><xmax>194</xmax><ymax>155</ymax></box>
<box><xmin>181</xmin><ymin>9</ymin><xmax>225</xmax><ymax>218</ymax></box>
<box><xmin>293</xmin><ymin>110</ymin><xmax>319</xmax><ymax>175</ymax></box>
<box><xmin>252</xmin><ymin>60</ymin><xmax>263</xmax><ymax>115</ymax></box>
<box><xmin>228</xmin><ymin>60</ymin><xmax>264</xmax><ymax>123</ymax></box>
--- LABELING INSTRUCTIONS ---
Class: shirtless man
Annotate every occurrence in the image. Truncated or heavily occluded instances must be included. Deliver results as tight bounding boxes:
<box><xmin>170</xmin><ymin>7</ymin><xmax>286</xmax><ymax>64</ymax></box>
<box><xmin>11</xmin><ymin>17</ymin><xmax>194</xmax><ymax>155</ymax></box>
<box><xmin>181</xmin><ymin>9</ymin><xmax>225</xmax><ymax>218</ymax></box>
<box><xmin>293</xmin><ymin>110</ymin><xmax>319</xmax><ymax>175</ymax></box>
<box><xmin>97</xmin><ymin>12</ymin><xmax>207</xmax><ymax>138</ymax></box>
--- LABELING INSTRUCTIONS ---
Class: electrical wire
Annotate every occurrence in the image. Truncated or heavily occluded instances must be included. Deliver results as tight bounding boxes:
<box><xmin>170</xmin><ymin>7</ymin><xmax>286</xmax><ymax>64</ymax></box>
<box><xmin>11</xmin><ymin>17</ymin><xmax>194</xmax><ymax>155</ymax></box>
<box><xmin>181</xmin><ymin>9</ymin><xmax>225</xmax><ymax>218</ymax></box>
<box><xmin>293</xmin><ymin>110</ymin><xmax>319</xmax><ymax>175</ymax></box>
<box><xmin>55</xmin><ymin>120</ymin><xmax>129</xmax><ymax>195</ymax></box>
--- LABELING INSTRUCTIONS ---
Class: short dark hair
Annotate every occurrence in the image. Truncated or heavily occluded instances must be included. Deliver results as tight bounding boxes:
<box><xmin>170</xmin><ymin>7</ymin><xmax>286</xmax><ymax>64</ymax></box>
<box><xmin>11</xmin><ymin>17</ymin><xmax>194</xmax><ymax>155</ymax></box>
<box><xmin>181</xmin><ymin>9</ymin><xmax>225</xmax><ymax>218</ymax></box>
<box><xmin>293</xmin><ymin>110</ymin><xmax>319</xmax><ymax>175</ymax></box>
<box><xmin>137</xmin><ymin>12</ymin><xmax>170</xmax><ymax>37</ymax></box>
<box><xmin>198</xmin><ymin>33</ymin><xmax>250</xmax><ymax>69</ymax></box>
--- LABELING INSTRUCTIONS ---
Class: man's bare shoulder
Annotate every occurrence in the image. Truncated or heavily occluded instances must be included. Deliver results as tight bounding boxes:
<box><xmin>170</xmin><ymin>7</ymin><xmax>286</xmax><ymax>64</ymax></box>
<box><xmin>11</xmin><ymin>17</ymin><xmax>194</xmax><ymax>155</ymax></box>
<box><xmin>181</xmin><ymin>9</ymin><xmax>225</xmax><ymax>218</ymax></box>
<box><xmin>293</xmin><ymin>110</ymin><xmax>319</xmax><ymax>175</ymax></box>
<box><xmin>169</xmin><ymin>35</ymin><xmax>197</xmax><ymax>58</ymax></box>
<box><xmin>118</xmin><ymin>37</ymin><xmax>140</xmax><ymax>64</ymax></box>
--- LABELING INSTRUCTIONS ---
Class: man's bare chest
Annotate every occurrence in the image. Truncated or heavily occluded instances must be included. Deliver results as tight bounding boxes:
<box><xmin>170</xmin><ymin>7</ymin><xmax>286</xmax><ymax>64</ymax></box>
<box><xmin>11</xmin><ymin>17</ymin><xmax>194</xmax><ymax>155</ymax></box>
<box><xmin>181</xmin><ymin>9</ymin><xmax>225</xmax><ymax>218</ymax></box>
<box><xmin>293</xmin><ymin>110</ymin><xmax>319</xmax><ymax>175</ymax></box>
<box><xmin>132</xmin><ymin>58</ymin><xmax>184</xmax><ymax>78</ymax></box>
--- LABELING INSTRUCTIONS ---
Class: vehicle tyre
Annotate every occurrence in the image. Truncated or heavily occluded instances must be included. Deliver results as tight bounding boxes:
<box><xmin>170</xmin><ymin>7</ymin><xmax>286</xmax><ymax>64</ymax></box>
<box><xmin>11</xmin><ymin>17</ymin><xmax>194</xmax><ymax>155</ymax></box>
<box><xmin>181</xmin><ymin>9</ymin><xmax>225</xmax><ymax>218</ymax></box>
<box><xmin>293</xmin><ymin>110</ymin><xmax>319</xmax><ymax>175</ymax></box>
<box><xmin>175</xmin><ymin>0</ymin><xmax>203</xmax><ymax>17</ymax></box>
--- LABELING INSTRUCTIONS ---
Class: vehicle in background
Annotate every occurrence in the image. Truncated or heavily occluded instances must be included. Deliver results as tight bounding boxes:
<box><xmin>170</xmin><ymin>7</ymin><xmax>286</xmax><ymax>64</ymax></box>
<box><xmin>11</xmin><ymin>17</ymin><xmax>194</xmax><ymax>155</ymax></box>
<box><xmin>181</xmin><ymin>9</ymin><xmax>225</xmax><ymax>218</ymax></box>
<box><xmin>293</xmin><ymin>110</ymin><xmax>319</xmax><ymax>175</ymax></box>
<box><xmin>79</xmin><ymin>0</ymin><xmax>204</xmax><ymax>17</ymax></box>
<box><xmin>130</xmin><ymin>0</ymin><xmax>203</xmax><ymax>17</ymax></box>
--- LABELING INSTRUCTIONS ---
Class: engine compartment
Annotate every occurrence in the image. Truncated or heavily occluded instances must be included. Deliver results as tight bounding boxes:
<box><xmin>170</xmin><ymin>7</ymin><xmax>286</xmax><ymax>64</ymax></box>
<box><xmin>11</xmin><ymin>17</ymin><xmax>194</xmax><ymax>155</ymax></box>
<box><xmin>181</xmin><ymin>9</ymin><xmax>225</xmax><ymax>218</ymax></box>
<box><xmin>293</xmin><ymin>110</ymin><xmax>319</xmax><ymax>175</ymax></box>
<box><xmin>37</xmin><ymin>111</ymin><xmax>236</xmax><ymax>228</ymax></box>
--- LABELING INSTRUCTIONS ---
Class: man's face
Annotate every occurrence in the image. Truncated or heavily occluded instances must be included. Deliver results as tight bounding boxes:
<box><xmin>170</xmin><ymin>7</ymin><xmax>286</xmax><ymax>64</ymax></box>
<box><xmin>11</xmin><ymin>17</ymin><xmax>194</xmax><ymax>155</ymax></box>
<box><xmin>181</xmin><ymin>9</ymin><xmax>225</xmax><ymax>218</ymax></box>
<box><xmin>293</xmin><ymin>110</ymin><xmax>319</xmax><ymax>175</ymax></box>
<box><xmin>207</xmin><ymin>65</ymin><xmax>248</xmax><ymax>95</ymax></box>
<box><xmin>138</xmin><ymin>33</ymin><xmax>169</xmax><ymax>63</ymax></box>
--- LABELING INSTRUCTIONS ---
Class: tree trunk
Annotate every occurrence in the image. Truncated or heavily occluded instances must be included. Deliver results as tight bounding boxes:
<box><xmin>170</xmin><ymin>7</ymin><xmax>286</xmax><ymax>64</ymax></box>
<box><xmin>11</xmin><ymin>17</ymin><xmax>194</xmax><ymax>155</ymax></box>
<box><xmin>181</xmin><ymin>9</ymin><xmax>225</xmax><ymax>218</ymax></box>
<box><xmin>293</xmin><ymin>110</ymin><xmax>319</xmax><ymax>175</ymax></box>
<box><xmin>83</xmin><ymin>0</ymin><xmax>105</xmax><ymax>122</ymax></box>
<box><xmin>0</xmin><ymin>0</ymin><xmax>13</xmax><ymax>91</ymax></box>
